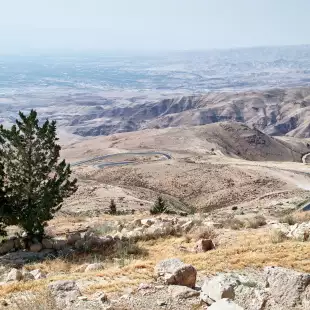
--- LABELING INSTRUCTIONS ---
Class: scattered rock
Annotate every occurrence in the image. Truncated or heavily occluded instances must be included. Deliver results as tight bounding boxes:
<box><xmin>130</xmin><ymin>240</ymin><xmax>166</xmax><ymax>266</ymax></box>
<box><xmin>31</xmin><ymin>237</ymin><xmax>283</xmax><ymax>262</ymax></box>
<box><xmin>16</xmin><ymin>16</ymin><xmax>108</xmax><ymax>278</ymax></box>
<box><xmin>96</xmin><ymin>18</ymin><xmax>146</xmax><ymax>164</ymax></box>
<box><xmin>21</xmin><ymin>270</ymin><xmax>35</xmax><ymax>281</ymax></box>
<box><xmin>48</xmin><ymin>280</ymin><xmax>81</xmax><ymax>308</ymax></box>
<box><xmin>6</xmin><ymin>268</ymin><xmax>23</xmax><ymax>282</ymax></box>
<box><xmin>264</xmin><ymin>266</ymin><xmax>310</xmax><ymax>309</ymax></box>
<box><xmin>155</xmin><ymin>258</ymin><xmax>197</xmax><ymax>288</ymax></box>
<box><xmin>181</xmin><ymin>220</ymin><xmax>194</xmax><ymax>233</ymax></box>
<box><xmin>195</xmin><ymin>239</ymin><xmax>215</xmax><ymax>252</ymax></box>
<box><xmin>67</xmin><ymin>232</ymin><xmax>81</xmax><ymax>245</ymax></box>
<box><xmin>93</xmin><ymin>292</ymin><xmax>108</xmax><ymax>303</ymax></box>
<box><xmin>208</xmin><ymin>298</ymin><xmax>244</xmax><ymax>310</ymax></box>
<box><xmin>85</xmin><ymin>263</ymin><xmax>104</xmax><ymax>272</ymax></box>
<box><xmin>156</xmin><ymin>300</ymin><xmax>168</xmax><ymax>306</ymax></box>
<box><xmin>53</xmin><ymin>239</ymin><xmax>67</xmax><ymax>251</ymax></box>
<box><xmin>30</xmin><ymin>269</ymin><xmax>46</xmax><ymax>280</ymax></box>
<box><xmin>29</xmin><ymin>243</ymin><xmax>42</xmax><ymax>253</ymax></box>
<box><xmin>42</xmin><ymin>238</ymin><xmax>54</xmax><ymax>249</ymax></box>
<box><xmin>138</xmin><ymin>283</ymin><xmax>153</xmax><ymax>290</ymax></box>
<box><xmin>201</xmin><ymin>274</ymin><xmax>239</xmax><ymax>302</ymax></box>
<box><xmin>168</xmin><ymin>285</ymin><xmax>200</xmax><ymax>299</ymax></box>
<box><xmin>0</xmin><ymin>239</ymin><xmax>15</xmax><ymax>255</ymax></box>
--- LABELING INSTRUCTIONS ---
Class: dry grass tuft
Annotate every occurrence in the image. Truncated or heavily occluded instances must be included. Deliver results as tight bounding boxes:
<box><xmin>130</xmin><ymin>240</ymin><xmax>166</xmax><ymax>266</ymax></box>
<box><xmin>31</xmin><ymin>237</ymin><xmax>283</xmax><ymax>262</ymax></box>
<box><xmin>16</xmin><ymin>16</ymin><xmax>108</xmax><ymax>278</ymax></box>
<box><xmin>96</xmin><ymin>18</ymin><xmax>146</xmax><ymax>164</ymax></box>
<box><xmin>192</xmin><ymin>226</ymin><xmax>218</xmax><ymax>241</ymax></box>
<box><xmin>244</xmin><ymin>215</ymin><xmax>267</xmax><ymax>229</ymax></box>
<box><xmin>10</xmin><ymin>291</ymin><xmax>58</xmax><ymax>310</ymax></box>
<box><xmin>269</xmin><ymin>229</ymin><xmax>287</xmax><ymax>244</ymax></box>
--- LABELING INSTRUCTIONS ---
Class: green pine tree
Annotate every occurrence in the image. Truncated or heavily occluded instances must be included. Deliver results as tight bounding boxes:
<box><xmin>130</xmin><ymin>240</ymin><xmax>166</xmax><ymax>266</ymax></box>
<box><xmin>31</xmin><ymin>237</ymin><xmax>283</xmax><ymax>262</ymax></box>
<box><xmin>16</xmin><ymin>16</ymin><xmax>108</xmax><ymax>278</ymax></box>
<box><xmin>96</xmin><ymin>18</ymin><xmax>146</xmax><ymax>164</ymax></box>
<box><xmin>0</xmin><ymin>110</ymin><xmax>78</xmax><ymax>238</ymax></box>
<box><xmin>150</xmin><ymin>196</ymin><xmax>168</xmax><ymax>214</ymax></box>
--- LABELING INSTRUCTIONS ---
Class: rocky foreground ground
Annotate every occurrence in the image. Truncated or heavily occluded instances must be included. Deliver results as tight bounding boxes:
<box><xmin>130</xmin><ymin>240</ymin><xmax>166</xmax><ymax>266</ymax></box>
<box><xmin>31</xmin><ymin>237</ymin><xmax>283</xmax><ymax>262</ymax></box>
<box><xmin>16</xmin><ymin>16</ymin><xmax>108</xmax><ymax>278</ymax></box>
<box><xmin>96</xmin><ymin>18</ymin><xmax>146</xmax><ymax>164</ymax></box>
<box><xmin>0</xmin><ymin>212</ymin><xmax>310</xmax><ymax>309</ymax></box>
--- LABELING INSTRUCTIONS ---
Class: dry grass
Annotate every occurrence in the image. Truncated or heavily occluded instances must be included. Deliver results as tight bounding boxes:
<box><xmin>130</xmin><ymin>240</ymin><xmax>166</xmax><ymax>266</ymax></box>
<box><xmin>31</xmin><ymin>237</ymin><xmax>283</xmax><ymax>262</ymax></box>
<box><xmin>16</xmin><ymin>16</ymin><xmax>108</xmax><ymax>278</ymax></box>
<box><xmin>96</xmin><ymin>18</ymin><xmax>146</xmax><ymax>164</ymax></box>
<box><xmin>280</xmin><ymin>211</ymin><xmax>310</xmax><ymax>226</ymax></box>
<box><xmin>221</xmin><ymin>215</ymin><xmax>266</xmax><ymax>230</ymax></box>
<box><xmin>269</xmin><ymin>229</ymin><xmax>287</xmax><ymax>244</ymax></box>
<box><xmin>9</xmin><ymin>291</ymin><xmax>59</xmax><ymax>310</ymax></box>
<box><xmin>2</xmin><ymin>228</ymin><xmax>310</xmax><ymax>298</ymax></box>
<box><xmin>191</xmin><ymin>226</ymin><xmax>218</xmax><ymax>241</ymax></box>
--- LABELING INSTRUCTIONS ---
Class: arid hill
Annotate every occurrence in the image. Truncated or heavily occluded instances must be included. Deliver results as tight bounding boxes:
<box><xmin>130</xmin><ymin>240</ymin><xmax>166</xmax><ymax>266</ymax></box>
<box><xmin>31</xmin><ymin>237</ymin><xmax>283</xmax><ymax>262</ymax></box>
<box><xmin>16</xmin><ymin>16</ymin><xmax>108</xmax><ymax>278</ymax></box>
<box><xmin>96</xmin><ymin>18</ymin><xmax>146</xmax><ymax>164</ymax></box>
<box><xmin>69</xmin><ymin>87</ymin><xmax>310</xmax><ymax>138</ymax></box>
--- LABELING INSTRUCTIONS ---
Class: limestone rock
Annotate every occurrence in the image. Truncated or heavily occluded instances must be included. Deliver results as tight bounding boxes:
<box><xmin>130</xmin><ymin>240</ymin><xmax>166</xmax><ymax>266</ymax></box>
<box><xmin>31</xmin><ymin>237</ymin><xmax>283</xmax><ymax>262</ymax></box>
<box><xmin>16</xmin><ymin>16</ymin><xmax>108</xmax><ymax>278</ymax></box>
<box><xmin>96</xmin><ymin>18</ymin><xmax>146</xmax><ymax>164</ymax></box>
<box><xmin>29</xmin><ymin>243</ymin><xmax>42</xmax><ymax>253</ymax></box>
<box><xmin>201</xmin><ymin>274</ymin><xmax>240</xmax><ymax>302</ymax></box>
<box><xmin>208</xmin><ymin>298</ymin><xmax>244</xmax><ymax>310</ymax></box>
<box><xmin>264</xmin><ymin>266</ymin><xmax>310</xmax><ymax>309</ymax></box>
<box><xmin>6</xmin><ymin>268</ymin><xmax>23</xmax><ymax>282</ymax></box>
<box><xmin>181</xmin><ymin>220</ymin><xmax>194</xmax><ymax>233</ymax></box>
<box><xmin>22</xmin><ymin>270</ymin><xmax>35</xmax><ymax>281</ymax></box>
<box><xmin>48</xmin><ymin>280</ymin><xmax>81</xmax><ymax>308</ymax></box>
<box><xmin>168</xmin><ymin>285</ymin><xmax>200</xmax><ymax>299</ymax></box>
<box><xmin>155</xmin><ymin>258</ymin><xmax>197</xmax><ymax>288</ymax></box>
<box><xmin>30</xmin><ymin>269</ymin><xmax>46</xmax><ymax>280</ymax></box>
<box><xmin>85</xmin><ymin>263</ymin><xmax>104</xmax><ymax>272</ymax></box>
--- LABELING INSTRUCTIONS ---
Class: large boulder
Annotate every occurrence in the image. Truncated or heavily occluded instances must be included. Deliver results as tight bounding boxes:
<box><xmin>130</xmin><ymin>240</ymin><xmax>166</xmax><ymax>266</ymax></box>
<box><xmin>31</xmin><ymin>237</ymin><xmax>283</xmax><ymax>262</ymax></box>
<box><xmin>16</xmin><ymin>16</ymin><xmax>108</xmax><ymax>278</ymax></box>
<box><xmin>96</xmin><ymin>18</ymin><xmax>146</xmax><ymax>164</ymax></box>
<box><xmin>155</xmin><ymin>258</ymin><xmax>197</xmax><ymax>288</ymax></box>
<box><xmin>200</xmin><ymin>274</ymin><xmax>239</xmax><ymax>302</ymax></box>
<box><xmin>287</xmin><ymin>222</ymin><xmax>310</xmax><ymax>241</ymax></box>
<box><xmin>48</xmin><ymin>280</ymin><xmax>81</xmax><ymax>308</ymax></box>
<box><xmin>208</xmin><ymin>298</ymin><xmax>244</xmax><ymax>310</ymax></box>
<box><xmin>264</xmin><ymin>266</ymin><xmax>310</xmax><ymax>309</ymax></box>
<box><xmin>0</xmin><ymin>239</ymin><xmax>15</xmax><ymax>255</ymax></box>
<box><xmin>195</xmin><ymin>239</ymin><xmax>215</xmax><ymax>252</ymax></box>
<box><xmin>29</xmin><ymin>243</ymin><xmax>42</xmax><ymax>253</ymax></box>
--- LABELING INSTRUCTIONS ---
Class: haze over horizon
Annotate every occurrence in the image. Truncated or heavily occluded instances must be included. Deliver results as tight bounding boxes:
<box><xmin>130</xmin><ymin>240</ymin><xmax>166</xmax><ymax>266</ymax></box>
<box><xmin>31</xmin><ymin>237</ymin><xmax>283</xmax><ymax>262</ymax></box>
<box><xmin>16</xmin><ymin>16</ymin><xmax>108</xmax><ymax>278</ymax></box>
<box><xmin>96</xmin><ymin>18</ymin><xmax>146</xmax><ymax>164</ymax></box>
<box><xmin>1</xmin><ymin>0</ymin><xmax>310</xmax><ymax>54</ymax></box>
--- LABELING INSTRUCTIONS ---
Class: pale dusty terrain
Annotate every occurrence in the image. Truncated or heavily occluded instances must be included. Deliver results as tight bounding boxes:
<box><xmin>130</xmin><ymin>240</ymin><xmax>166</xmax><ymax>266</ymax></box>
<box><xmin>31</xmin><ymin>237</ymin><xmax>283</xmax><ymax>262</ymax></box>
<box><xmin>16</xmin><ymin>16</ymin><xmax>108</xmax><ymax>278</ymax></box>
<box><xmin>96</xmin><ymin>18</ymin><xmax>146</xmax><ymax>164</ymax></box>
<box><xmin>60</xmin><ymin>122</ymin><xmax>310</xmax><ymax>218</ymax></box>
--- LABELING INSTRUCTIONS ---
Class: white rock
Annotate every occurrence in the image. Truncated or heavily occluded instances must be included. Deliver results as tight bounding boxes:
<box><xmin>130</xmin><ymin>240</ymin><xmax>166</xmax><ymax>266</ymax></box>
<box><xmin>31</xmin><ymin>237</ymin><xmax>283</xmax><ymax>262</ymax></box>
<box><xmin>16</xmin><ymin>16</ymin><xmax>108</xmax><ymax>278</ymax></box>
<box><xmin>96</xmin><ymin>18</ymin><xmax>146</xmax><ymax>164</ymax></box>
<box><xmin>200</xmin><ymin>274</ymin><xmax>239</xmax><ymax>302</ymax></box>
<box><xmin>48</xmin><ymin>280</ymin><xmax>81</xmax><ymax>308</ymax></box>
<box><xmin>168</xmin><ymin>285</ymin><xmax>199</xmax><ymax>299</ymax></box>
<box><xmin>30</xmin><ymin>269</ymin><xmax>46</xmax><ymax>280</ymax></box>
<box><xmin>155</xmin><ymin>258</ymin><xmax>197</xmax><ymax>288</ymax></box>
<box><xmin>6</xmin><ymin>268</ymin><xmax>23</xmax><ymax>282</ymax></box>
<box><xmin>84</xmin><ymin>263</ymin><xmax>104</xmax><ymax>272</ymax></box>
<box><xmin>208</xmin><ymin>298</ymin><xmax>244</xmax><ymax>310</ymax></box>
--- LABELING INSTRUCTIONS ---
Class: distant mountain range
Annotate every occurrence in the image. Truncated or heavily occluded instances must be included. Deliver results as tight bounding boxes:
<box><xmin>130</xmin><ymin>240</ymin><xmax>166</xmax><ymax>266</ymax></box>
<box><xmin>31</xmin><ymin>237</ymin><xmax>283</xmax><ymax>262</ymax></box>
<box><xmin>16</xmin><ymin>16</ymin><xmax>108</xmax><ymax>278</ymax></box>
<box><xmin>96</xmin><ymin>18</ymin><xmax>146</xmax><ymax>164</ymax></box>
<box><xmin>71</xmin><ymin>87</ymin><xmax>310</xmax><ymax>138</ymax></box>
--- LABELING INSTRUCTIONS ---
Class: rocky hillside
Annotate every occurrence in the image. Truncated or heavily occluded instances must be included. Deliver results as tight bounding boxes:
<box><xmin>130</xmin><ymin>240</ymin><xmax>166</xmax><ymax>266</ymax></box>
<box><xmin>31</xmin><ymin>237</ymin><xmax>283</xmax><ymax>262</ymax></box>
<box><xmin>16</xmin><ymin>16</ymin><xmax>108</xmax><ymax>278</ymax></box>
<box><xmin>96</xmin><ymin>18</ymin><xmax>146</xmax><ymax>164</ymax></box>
<box><xmin>70</xmin><ymin>87</ymin><xmax>310</xmax><ymax>138</ymax></box>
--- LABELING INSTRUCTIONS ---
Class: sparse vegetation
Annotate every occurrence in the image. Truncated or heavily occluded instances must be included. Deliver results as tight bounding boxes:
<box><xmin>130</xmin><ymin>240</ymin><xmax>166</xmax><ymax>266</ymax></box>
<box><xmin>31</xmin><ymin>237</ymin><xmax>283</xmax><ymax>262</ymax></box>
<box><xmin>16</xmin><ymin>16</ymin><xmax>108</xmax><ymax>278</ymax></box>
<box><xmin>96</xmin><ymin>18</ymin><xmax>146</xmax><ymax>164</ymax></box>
<box><xmin>150</xmin><ymin>196</ymin><xmax>168</xmax><ymax>214</ymax></box>
<box><xmin>270</xmin><ymin>229</ymin><xmax>287</xmax><ymax>244</ymax></box>
<box><xmin>280</xmin><ymin>214</ymin><xmax>296</xmax><ymax>225</ymax></box>
<box><xmin>192</xmin><ymin>226</ymin><xmax>218</xmax><ymax>241</ymax></box>
<box><xmin>109</xmin><ymin>199</ymin><xmax>117</xmax><ymax>215</ymax></box>
<box><xmin>244</xmin><ymin>215</ymin><xmax>267</xmax><ymax>229</ymax></box>
<box><xmin>11</xmin><ymin>291</ymin><xmax>59</xmax><ymax>310</ymax></box>
<box><xmin>0</xmin><ymin>110</ymin><xmax>77</xmax><ymax>239</ymax></box>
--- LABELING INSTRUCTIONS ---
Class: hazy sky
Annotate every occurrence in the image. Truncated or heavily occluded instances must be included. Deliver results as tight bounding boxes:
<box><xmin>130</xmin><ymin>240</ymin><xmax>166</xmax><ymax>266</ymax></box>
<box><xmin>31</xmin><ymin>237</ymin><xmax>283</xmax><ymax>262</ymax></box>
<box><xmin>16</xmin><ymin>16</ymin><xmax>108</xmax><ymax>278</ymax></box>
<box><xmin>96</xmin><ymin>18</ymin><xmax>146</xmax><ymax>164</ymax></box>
<box><xmin>1</xmin><ymin>0</ymin><xmax>310</xmax><ymax>52</ymax></box>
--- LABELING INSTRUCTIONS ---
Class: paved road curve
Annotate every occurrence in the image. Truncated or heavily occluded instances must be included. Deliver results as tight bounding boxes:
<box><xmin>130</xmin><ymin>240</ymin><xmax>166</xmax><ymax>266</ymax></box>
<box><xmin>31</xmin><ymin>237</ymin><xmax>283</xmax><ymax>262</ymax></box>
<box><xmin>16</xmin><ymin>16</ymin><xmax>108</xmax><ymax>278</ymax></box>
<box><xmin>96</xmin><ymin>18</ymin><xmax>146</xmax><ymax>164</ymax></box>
<box><xmin>71</xmin><ymin>151</ymin><xmax>172</xmax><ymax>168</ymax></box>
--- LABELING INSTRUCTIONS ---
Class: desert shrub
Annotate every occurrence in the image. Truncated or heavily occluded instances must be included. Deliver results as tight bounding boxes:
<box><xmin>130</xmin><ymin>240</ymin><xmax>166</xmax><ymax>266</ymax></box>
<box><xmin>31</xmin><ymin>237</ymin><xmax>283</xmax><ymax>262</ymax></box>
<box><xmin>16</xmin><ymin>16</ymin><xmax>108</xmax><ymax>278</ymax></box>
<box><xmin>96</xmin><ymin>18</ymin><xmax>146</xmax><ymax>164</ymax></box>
<box><xmin>244</xmin><ymin>215</ymin><xmax>267</xmax><ymax>229</ymax></box>
<box><xmin>109</xmin><ymin>199</ymin><xmax>117</xmax><ymax>215</ymax></box>
<box><xmin>280</xmin><ymin>214</ymin><xmax>296</xmax><ymax>225</ymax></box>
<box><xmin>193</xmin><ymin>226</ymin><xmax>218</xmax><ymax>241</ymax></box>
<box><xmin>270</xmin><ymin>229</ymin><xmax>287</xmax><ymax>244</ymax></box>
<box><xmin>222</xmin><ymin>218</ymin><xmax>245</xmax><ymax>230</ymax></box>
<box><xmin>11</xmin><ymin>291</ymin><xmax>59</xmax><ymax>310</ymax></box>
<box><xmin>150</xmin><ymin>196</ymin><xmax>168</xmax><ymax>214</ymax></box>
<box><xmin>0</xmin><ymin>110</ymin><xmax>77</xmax><ymax>238</ymax></box>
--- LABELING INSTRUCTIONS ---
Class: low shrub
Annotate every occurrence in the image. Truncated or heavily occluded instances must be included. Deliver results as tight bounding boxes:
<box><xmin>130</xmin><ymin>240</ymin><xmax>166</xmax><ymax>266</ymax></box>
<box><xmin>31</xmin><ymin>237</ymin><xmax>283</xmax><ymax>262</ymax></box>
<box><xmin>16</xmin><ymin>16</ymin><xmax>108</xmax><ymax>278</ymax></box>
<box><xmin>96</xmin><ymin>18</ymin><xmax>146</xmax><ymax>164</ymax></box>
<box><xmin>270</xmin><ymin>229</ymin><xmax>287</xmax><ymax>244</ymax></box>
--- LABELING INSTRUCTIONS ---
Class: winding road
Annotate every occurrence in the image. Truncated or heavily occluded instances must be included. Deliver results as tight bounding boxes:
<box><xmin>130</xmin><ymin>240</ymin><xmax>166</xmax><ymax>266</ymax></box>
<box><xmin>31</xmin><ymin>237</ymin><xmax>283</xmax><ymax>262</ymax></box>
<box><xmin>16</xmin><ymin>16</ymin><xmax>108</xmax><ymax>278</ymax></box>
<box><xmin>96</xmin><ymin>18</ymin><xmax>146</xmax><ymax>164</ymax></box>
<box><xmin>71</xmin><ymin>151</ymin><xmax>172</xmax><ymax>168</ymax></box>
